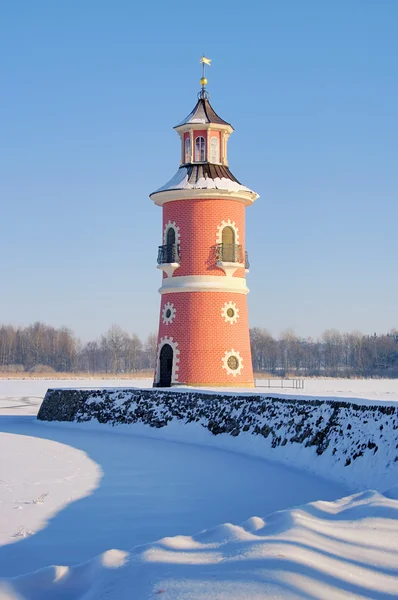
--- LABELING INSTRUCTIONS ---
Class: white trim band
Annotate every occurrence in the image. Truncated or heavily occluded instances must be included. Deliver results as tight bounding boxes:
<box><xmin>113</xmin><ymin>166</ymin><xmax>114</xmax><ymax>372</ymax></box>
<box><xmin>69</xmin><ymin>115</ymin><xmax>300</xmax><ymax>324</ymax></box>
<box><xmin>150</xmin><ymin>187</ymin><xmax>258</xmax><ymax>207</ymax></box>
<box><xmin>159</xmin><ymin>275</ymin><xmax>249</xmax><ymax>295</ymax></box>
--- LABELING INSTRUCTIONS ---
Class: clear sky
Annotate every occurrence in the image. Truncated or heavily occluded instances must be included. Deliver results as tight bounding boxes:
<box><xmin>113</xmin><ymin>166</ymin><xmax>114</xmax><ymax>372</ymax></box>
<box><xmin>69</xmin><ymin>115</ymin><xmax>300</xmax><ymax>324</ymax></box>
<box><xmin>1</xmin><ymin>0</ymin><xmax>397</xmax><ymax>342</ymax></box>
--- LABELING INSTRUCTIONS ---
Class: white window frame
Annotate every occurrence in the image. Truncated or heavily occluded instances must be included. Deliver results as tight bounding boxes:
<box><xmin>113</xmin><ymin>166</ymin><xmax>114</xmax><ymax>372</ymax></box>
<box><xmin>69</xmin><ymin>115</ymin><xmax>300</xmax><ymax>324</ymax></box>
<box><xmin>184</xmin><ymin>137</ymin><xmax>191</xmax><ymax>163</ymax></box>
<box><xmin>163</xmin><ymin>221</ymin><xmax>180</xmax><ymax>245</ymax></box>
<box><xmin>210</xmin><ymin>136</ymin><xmax>220</xmax><ymax>163</ymax></box>
<box><xmin>195</xmin><ymin>136</ymin><xmax>206</xmax><ymax>162</ymax></box>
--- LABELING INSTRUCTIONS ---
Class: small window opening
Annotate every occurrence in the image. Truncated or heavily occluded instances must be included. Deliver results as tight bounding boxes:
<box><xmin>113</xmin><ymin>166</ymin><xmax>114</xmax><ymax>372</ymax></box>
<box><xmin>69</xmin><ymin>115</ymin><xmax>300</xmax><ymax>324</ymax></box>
<box><xmin>184</xmin><ymin>137</ymin><xmax>191</xmax><ymax>163</ymax></box>
<box><xmin>195</xmin><ymin>136</ymin><xmax>206</xmax><ymax>161</ymax></box>
<box><xmin>166</xmin><ymin>228</ymin><xmax>176</xmax><ymax>246</ymax></box>
<box><xmin>227</xmin><ymin>356</ymin><xmax>239</xmax><ymax>370</ymax></box>
<box><xmin>221</xmin><ymin>226</ymin><xmax>235</xmax><ymax>262</ymax></box>
<box><xmin>166</xmin><ymin>228</ymin><xmax>176</xmax><ymax>262</ymax></box>
<box><xmin>210</xmin><ymin>137</ymin><xmax>220</xmax><ymax>163</ymax></box>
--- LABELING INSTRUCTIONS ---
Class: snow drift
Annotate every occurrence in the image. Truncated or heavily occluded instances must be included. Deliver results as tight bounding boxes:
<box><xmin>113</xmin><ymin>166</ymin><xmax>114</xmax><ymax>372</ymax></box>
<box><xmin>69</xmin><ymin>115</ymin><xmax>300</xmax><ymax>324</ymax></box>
<box><xmin>2</xmin><ymin>489</ymin><xmax>398</xmax><ymax>600</ymax></box>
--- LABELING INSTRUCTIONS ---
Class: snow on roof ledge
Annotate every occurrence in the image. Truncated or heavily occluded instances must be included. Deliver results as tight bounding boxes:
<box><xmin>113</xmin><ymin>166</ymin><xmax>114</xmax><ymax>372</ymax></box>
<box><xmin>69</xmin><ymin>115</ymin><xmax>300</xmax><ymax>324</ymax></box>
<box><xmin>153</xmin><ymin>167</ymin><xmax>255</xmax><ymax>195</ymax></box>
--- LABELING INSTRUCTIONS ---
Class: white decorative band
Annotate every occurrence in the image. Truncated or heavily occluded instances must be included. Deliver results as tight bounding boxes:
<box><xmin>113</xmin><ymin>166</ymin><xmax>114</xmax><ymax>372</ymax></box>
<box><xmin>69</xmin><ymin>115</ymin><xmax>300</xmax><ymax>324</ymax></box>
<box><xmin>150</xmin><ymin>188</ymin><xmax>258</xmax><ymax>207</ymax></box>
<box><xmin>159</xmin><ymin>275</ymin><xmax>249</xmax><ymax>295</ymax></box>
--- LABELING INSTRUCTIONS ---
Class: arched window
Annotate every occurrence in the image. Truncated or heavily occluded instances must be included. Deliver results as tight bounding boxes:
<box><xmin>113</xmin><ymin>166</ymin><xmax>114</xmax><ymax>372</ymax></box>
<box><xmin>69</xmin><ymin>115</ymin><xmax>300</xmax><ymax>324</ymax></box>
<box><xmin>166</xmin><ymin>227</ymin><xmax>177</xmax><ymax>263</ymax></box>
<box><xmin>166</xmin><ymin>227</ymin><xmax>176</xmax><ymax>246</ymax></box>
<box><xmin>184</xmin><ymin>137</ymin><xmax>191</xmax><ymax>163</ymax></box>
<box><xmin>210</xmin><ymin>137</ymin><xmax>220</xmax><ymax>163</ymax></box>
<box><xmin>222</xmin><ymin>226</ymin><xmax>235</xmax><ymax>261</ymax></box>
<box><xmin>222</xmin><ymin>226</ymin><xmax>235</xmax><ymax>246</ymax></box>
<box><xmin>195</xmin><ymin>136</ymin><xmax>206</xmax><ymax>162</ymax></box>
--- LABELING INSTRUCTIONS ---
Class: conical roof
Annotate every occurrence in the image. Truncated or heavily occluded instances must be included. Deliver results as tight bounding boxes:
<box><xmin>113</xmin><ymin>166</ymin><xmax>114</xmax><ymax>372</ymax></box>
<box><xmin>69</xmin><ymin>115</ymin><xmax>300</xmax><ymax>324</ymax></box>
<box><xmin>175</xmin><ymin>97</ymin><xmax>232</xmax><ymax>129</ymax></box>
<box><xmin>151</xmin><ymin>164</ymin><xmax>257</xmax><ymax>197</ymax></box>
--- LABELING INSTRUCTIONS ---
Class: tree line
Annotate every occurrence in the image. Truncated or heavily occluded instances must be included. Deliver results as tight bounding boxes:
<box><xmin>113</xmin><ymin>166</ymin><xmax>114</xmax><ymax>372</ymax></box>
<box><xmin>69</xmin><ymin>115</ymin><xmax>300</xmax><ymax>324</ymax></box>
<box><xmin>250</xmin><ymin>328</ymin><xmax>398</xmax><ymax>378</ymax></box>
<box><xmin>0</xmin><ymin>323</ymin><xmax>157</xmax><ymax>374</ymax></box>
<box><xmin>0</xmin><ymin>322</ymin><xmax>397</xmax><ymax>378</ymax></box>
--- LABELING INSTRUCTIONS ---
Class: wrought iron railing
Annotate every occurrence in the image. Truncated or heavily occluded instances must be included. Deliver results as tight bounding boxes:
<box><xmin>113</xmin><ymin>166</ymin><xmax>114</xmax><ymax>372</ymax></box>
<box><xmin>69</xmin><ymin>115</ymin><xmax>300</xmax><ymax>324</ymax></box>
<box><xmin>216</xmin><ymin>243</ymin><xmax>245</xmax><ymax>264</ymax></box>
<box><xmin>245</xmin><ymin>251</ymin><xmax>250</xmax><ymax>270</ymax></box>
<box><xmin>157</xmin><ymin>244</ymin><xmax>180</xmax><ymax>265</ymax></box>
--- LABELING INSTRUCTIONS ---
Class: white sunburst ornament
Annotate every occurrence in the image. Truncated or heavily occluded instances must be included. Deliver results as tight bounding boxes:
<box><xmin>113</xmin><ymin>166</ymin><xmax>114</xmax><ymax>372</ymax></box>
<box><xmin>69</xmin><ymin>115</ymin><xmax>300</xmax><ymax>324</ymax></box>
<box><xmin>221</xmin><ymin>301</ymin><xmax>239</xmax><ymax>324</ymax></box>
<box><xmin>162</xmin><ymin>302</ymin><xmax>176</xmax><ymax>325</ymax></box>
<box><xmin>222</xmin><ymin>349</ymin><xmax>243</xmax><ymax>377</ymax></box>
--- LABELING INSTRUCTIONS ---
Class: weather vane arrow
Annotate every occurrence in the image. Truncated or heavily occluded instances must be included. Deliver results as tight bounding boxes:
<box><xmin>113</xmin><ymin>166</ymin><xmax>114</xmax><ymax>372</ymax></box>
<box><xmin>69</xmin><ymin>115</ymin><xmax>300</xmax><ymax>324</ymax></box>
<box><xmin>200</xmin><ymin>55</ymin><xmax>211</xmax><ymax>91</ymax></box>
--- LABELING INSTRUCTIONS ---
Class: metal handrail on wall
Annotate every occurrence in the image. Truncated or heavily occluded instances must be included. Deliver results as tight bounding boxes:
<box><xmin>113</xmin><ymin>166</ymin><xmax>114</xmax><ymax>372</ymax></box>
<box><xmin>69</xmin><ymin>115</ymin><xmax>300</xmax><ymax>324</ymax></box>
<box><xmin>255</xmin><ymin>378</ymin><xmax>305</xmax><ymax>390</ymax></box>
<box><xmin>157</xmin><ymin>244</ymin><xmax>180</xmax><ymax>265</ymax></box>
<box><xmin>216</xmin><ymin>243</ymin><xmax>245</xmax><ymax>264</ymax></box>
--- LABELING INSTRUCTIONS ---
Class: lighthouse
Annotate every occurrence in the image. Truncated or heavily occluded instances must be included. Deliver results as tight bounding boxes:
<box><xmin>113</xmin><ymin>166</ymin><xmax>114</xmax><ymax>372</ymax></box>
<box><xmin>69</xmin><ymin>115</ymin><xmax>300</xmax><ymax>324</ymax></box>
<box><xmin>150</xmin><ymin>58</ymin><xmax>259</xmax><ymax>388</ymax></box>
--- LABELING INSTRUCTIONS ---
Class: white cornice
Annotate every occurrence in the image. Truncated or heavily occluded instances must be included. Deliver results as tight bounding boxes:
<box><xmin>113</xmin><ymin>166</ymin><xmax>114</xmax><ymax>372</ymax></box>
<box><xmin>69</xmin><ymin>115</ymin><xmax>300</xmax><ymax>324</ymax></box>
<box><xmin>150</xmin><ymin>187</ymin><xmax>258</xmax><ymax>207</ymax></box>
<box><xmin>174</xmin><ymin>123</ymin><xmax>233</xmax><ymax>135</ymax></box>
<box><xmin>159</xmin><ymin>275</ymin><xmax>249</xmax><ymax>295</ymax></box>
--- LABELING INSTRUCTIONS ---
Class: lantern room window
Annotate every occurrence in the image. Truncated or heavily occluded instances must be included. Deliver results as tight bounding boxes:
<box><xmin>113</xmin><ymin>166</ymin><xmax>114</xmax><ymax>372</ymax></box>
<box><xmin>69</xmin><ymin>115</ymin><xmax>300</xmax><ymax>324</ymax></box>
<box><xmin>210</xmin><ymin>137</ymin><xmax>220</xmax><ymax>163</ymax></box>
<box><xmin>184</xmin><ymin>137</ymin><xmax>191</xmax><ymax>163</ymax></box>
<box><xmin>195</xmin><ymin>136</ymin><xmax>206</xmax><ymax>162</ymax></box>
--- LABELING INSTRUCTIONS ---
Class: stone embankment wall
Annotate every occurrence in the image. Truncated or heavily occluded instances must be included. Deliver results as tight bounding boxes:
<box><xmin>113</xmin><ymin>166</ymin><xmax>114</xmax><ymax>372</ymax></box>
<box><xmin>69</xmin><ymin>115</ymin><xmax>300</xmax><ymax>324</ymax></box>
<box><xmin>38</xmin><ymin>388</ymin><xmax>398</xmax><ymax>490</ymax></box>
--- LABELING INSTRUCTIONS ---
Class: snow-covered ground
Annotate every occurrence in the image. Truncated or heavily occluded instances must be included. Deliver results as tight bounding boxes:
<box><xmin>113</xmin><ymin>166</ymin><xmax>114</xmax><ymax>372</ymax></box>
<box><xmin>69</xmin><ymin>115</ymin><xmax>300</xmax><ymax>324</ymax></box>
<box><xmin>256</xmin><ymin>376</ymin><xmax>398</xmax><ymax>402</ymax></box>
<box><xmin>0</xmin><ymin>378</ymin><xmax>151</xmax><ymax>416</ymax></box>
<box><xmin>0</xmin><ymin>378</ymin><xmax>398</xmax><ymax>599</ymax></box>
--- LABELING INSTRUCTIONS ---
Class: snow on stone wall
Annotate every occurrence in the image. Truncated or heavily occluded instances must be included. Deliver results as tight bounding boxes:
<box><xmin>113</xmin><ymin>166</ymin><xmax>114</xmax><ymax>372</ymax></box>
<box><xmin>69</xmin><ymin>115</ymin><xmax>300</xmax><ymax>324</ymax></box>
<box><xmin>38</xmin><ymin>388</ymin><xmax>398</xmax><ymax>490</ymax></box>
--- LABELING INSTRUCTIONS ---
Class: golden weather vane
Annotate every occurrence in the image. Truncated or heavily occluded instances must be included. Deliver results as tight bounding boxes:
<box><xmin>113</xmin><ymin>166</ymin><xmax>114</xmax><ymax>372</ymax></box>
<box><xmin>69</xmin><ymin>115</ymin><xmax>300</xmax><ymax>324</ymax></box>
<box><xmin>200</xmin><ymin>55</ymin><xmax>211</xmax><ymax>88</ymax></box>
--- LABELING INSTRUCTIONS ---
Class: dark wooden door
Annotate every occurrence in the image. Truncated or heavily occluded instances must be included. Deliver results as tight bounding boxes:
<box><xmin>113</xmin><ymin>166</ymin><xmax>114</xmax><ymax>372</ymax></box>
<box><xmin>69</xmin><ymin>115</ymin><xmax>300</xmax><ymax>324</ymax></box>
<box><xmin>159</xmin><ymin>344</ymin><xmax>173</xmax><ymax>387</ymax></box>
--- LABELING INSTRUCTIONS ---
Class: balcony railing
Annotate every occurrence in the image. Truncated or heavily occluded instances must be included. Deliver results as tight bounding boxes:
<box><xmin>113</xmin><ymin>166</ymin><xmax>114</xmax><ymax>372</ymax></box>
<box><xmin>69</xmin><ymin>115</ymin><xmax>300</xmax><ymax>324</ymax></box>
<box><xmin>157</xmin><ymin>244</ymin><xmax>180</xmax><ymax>265</ymax></box>
<box><xmin>245</xmin><ymin>251</ymin><xmax>250</xmax><ymax>270</ymax></box>
<box><xmin>216</xmin><ymin>243</ymin><xmax>245</xmax><ymax>264</ymax></box>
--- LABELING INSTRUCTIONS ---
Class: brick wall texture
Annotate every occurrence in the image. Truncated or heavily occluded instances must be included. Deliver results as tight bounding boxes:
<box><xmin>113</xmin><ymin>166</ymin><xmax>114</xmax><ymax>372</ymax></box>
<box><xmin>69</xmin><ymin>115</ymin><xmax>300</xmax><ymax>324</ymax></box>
<box><xmin>156</xmin><ymin>196</ymin><xmax>254</xmax><ymax>387</ymax></box>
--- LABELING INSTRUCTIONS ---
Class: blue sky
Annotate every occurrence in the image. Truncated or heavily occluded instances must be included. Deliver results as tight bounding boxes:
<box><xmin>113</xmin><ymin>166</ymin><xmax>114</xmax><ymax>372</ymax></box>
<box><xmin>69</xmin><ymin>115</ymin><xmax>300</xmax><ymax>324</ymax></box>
<box><xmin>1</xmin><ymin>0</ymin><xmax>397</xmax><ymax>341</ymax></box>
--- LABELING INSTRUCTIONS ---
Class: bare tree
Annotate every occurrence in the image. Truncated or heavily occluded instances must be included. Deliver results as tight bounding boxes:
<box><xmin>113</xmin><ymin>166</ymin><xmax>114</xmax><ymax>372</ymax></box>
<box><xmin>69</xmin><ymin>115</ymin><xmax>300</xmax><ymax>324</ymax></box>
<box><xmin>144</xmin><ymin>333</ymin><xmax>157</xmax><ymax>370</ymax></box>
<box><xmin>0</xmin><ymin>321</ymin><xmax>397</xmax><ymax>377</ymax></box>
<box><xmin>125</xmin><ymin>334</ymin><xmax>143</xmax><ymax>372</ymax></box>
<box><xmin>103</xmin><ymin>325</ymin><xmax>128</xmax><ymax>373</ymax></box>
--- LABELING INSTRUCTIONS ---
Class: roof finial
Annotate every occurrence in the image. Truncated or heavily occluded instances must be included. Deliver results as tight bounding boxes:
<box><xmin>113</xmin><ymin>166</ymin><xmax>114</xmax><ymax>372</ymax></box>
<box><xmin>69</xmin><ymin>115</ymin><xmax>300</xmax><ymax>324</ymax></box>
<box><xmin>199</xmin><ymin>55</ymin><xmax>211</xmax><ymax>99</ymax></box>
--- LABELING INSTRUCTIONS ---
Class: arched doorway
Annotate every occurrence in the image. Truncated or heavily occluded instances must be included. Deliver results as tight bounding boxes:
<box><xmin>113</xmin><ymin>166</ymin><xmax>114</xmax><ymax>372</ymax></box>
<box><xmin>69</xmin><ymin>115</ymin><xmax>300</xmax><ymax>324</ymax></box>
<box><xmin>222</xmin><ymin>226</ymin><xmax>235</xmax><ymax>261</ymax></box>
<box><xmin>166</xmin><ymin>227</ymin><xmax>176</xmax><ymax>263</ymax></box>
<box><xmin>159</xmin><ymin>344</ymin><xmax>173</xmax><ymax>387</ymax></box>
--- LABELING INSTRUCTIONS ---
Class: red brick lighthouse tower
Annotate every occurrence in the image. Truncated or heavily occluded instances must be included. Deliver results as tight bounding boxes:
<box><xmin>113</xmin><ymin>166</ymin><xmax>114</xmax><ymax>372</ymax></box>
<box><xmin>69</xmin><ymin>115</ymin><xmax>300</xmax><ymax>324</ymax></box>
<box><xmin>150</xmin><ymin>58</ymin><xmax>259</xmax><ymax>387</ymax></box>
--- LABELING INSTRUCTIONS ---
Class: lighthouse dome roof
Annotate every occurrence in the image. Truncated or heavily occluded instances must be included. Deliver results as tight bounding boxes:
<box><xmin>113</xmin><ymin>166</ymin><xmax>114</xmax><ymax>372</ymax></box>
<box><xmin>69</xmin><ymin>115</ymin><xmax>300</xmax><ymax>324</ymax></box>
<box><xmin>152</xmin><ymin>164</ymin><xmax>256</xmax><ymax>195</ymax></box>
<box><xmin>175</xmin><ymin>98</ymin><xmax>232</xmax><ymax>129</ymax></box>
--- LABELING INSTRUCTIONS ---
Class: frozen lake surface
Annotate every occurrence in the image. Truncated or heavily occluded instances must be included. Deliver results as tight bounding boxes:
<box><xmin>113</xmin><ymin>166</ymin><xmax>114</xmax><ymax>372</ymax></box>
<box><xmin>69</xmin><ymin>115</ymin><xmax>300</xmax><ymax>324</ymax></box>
<box><xmin>0</xmin><ymin>378</ymin><xmax>397</xmax><ymax>599</ymax></box>
<box><xmin>0</xmin><ymin>378</ymin><xmax>348</xmax><ymax>577</ymax></box>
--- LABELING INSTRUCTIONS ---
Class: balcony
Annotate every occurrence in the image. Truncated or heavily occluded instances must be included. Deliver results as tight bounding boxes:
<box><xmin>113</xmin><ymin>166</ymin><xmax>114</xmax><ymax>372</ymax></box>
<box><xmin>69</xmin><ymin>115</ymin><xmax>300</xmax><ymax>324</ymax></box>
<box><xmin>216</xmin><ymin>243</ymin><xmax>248</xmax><ymax>276</ymax></box>
<box><xmin>157</xmin><ymin>244</ymin><xmax>180</xmax><ymax>277</ymax></box>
